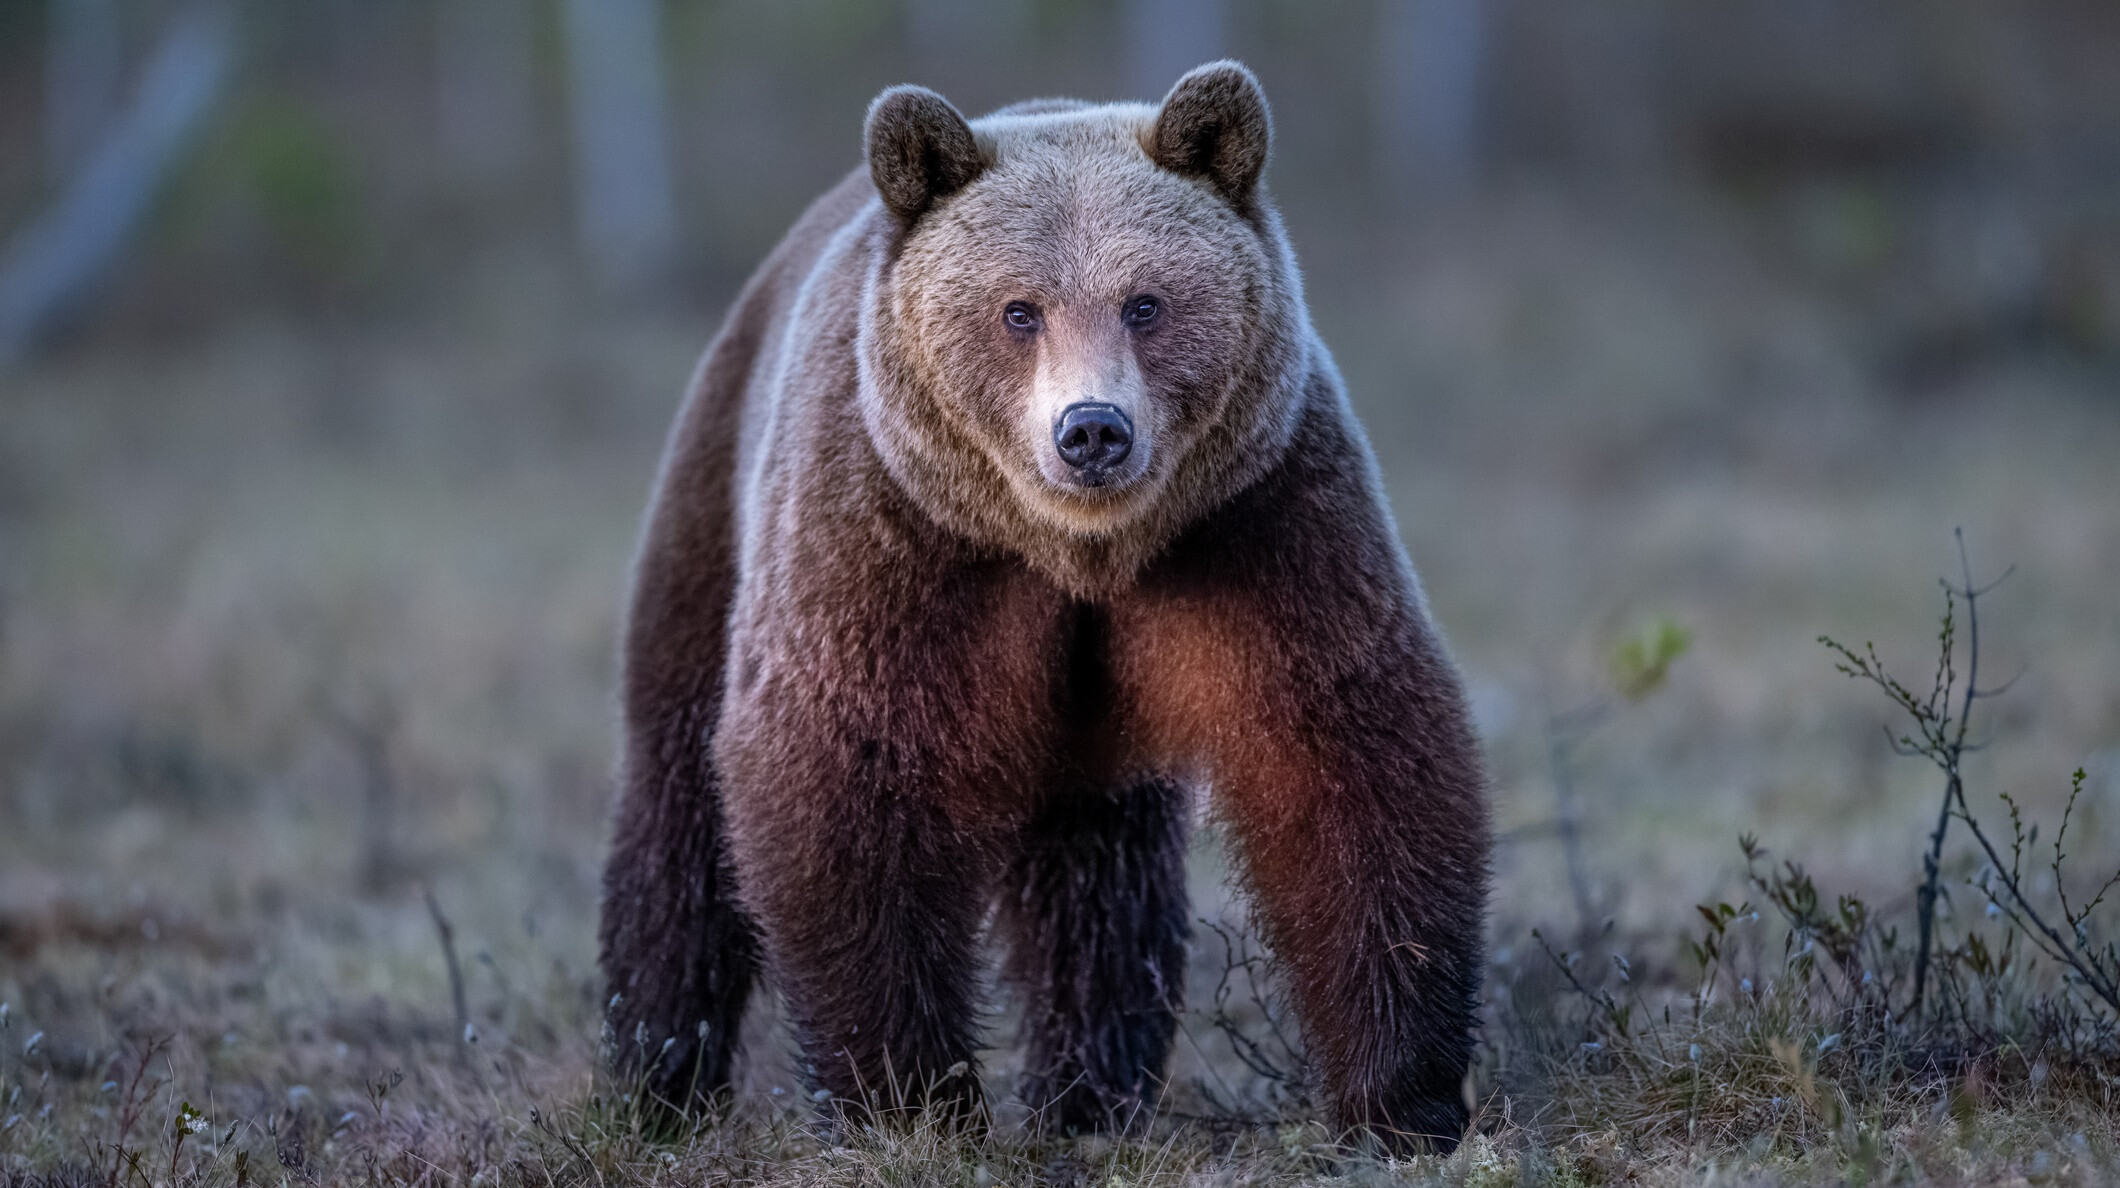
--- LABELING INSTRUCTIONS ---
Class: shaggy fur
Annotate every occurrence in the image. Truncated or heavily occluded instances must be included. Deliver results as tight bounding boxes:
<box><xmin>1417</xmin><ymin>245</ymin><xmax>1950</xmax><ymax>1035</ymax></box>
<box><xmin>1001</xmin><ymin>779</ymin><xmax>1189</xmax><ymax>1133</ymax></box>
<box><xmin>599</xmin><ymin>62</ymin><xmax>1489</xmax><ymax>1154</ymax></box>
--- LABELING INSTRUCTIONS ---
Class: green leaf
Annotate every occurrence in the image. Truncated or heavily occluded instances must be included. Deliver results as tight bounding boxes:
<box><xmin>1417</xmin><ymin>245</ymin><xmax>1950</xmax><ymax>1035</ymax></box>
<box><xmin>1610</xmin><ymin>616</ymin><xmax>1693</xmax><ymax>701</ymax></box>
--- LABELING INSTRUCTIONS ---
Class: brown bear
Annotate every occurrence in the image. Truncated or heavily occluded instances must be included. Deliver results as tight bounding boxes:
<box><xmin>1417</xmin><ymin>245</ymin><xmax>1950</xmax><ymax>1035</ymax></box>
<box><xmin>598</xmin><ymin>62</ymin><xmax>1489</xmax><ymax>1153</ymax></box>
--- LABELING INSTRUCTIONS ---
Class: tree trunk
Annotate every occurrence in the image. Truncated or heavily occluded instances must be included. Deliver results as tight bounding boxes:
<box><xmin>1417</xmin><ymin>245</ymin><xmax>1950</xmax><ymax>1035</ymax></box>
<box><xmin>434</xmin><ymin>0</ymin><xmax>537</xmax><ymax>191</ymax></box>
<box><xmin>561</xmin><ymin>0</ymin><xmax>678</xmax><ymax>294</ymax></box>
<box><xmin>1375</xmin><ymin>0</ymin><xmax>1487</xmax><ymax>198</ymax></box>
<box><xmin>2</xmin><ymin>4</ymin><xmax>234</xmax><ymax>365</ymax></box>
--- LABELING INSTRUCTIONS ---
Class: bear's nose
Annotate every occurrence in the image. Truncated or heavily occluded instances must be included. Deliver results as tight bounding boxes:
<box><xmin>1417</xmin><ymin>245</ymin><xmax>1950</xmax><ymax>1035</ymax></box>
<box><xmin>1054</xmin><ymin>403</ymin><xmax>1133</xmax><ymax>471</ymax></box>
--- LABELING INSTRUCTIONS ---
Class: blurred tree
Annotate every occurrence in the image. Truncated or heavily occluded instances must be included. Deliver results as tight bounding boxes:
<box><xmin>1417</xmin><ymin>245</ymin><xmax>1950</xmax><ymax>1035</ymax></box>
<box><xmin>1125</xmin><ymin>0</ymin><xmax>1225</xmax><ymax>101</ymax></box>
<box><xmin>2</xmin><ymin>3</ymin><xmax>233</xmax><ymax>364</ymax></box>
<box><xmin>1374</xmin><ymin>0</ymin><xmax>1485</xmax><ymax>198</ymax></box>
<box><xmin>0</xmin><ymin>0</ymin><xmax>2109</xmax><ymax>359</ymax></box>
<box><xmin>560</xmin><ymin>0</ymin><xmax>676</xmax><ymax>293</ymax></box>
<box><xmin>434</xmin><ymin>0</ymin><xmax>537</xmax><ymax>192</ymax></box>
<box><xmin>43</xmin><ymin>0</ymin><xmax>123</xmax><ymax>179</ymax></box>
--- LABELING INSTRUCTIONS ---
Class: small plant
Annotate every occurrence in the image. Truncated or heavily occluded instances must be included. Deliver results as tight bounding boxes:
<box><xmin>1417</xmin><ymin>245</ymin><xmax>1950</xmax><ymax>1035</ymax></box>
<box><xmin>1610</xmin><ymin>615</ymin><xmax>1693</xmax><ymax>702</ymax></box>
<box><xmin>1822</xmin><ymin>529</ymin><xmax>2120</xmax><ymax>1026</ymax></box>
<box><xmin>1524</xmin><ymin>614</ymin><xmax>1694</xmax><ymax>945</ymax></box>
<box><xmin>1965</xmin><ymin>769</ymin><xmax>2120</xmax><ymax>1017</ymax></box>
<box><xmin>1495</xmin><ymin>532</ymin><xmax>2120</xmax><ymax>1166</ymax></box>
<box><xmin>1819</xmin><ymin>528</ymin><xmax>2015</xmax><ymax>1014</ymax></box>
<box><xmin>1189</xmin><ymin>916</ymin><xmax>1308</xmax><ymax>1125</ymax></box>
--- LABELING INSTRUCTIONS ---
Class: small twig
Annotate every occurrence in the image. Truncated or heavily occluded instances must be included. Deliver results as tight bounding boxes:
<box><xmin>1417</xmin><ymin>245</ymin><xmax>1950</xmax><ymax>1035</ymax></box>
<box><xmin>1539</xmin><ymin>686</ymin><xmax>1605</xmax><ymax>945</ymax></box>
<box><xmin>1531</xmin><ymin>927</ymin><xmax>1625</xmax><ymax>1032</ymax></box>
<box><xmin>1958</xmin><ymin>805</ymin><xmax>2120</xmax><ymax>1014</ymax></box>
<box><xmin>423</xmin><ymin>885</ymin><xmax>471</xmax><ymax>1044</ymax></box>
<box><xmin>1200</xmin><ymin>921</ymin><xmax>1298</xmax><ymax>1085</ymax></box>
<box><xmin>1825</xmin><ymin>531</ymin><xmax>2120</xmax><ymax>1030</ymax></box>
<box><xmin>1824</xmin><ymin>528</ymin><xmax>2015</xmax><ymax>1018</ymax></box>
<box><xmin>105</xmin><ymin>1036</ymin><xmax>167</xmax><ymax>1188</ymax></box>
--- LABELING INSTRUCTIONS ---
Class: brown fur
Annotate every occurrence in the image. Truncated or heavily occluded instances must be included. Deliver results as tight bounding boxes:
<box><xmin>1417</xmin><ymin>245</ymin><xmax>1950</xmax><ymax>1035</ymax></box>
<box><xmin>599</xmin><ymin>62</ymin><xmax>1489</xmax><ymax>1153</ymax></box>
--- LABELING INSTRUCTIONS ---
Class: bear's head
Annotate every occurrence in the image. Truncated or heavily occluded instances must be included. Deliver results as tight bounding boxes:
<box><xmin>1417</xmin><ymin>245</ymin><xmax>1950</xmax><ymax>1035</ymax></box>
<box><xmin>858</xmin><ymin>62</ymin><xmax>1315</xmax><ymax>595</ymax></box>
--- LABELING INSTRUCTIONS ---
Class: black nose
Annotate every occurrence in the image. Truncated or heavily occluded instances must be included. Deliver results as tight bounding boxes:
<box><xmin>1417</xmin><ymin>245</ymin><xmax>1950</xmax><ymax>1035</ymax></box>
<box><xmin>1054</xmin><ymin>403</ymin><xmax>1133</xmax><ymax>470</ymax></box>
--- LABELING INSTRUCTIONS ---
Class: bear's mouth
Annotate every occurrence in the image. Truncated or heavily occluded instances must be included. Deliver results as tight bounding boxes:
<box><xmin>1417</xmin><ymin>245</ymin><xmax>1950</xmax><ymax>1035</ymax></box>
<box><xmin>1002</xmin><ymin>446</ymin><xmax>1168</xmax><ymax>539</ymax></box>
<box><xmin>1043</xmin><ymin>452</ymin><xmax>1151</xmax><ymax>498</ymax></box>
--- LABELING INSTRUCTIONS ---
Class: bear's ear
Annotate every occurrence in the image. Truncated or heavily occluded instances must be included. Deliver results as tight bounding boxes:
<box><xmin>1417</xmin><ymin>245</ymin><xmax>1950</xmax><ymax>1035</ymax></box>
<box><xmin>865</xmin><ymin>85</ymin><xmax>983</xmax><ymax>225</ymax></box>
<box><xmin>1147</xmin><ymin>61</ymin><xmax>1272</xmax><ymax>208</ymax></box>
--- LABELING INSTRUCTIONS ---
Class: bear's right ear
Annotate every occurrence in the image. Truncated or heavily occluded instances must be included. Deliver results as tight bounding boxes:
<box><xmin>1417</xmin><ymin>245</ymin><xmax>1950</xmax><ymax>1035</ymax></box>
<box><xmin>1147</xmin><ymin>61</ymin><xmax>1272</xmax><ymax>210</ymax></box>
<box><xmin>865</xmin><ymin>85</ymin><xmax>983</xmax><ymax>225</ymax></box>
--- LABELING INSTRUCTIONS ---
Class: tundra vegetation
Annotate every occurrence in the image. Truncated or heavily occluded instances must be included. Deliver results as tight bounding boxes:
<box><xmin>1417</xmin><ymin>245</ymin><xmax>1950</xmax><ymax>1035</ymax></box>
<box><xmin>5</xmin><ymin>291</ymin><xmax>2118</xmax><ymax>1185</ymax></box>
<box><xmin>6</xmin><ymin>4</ymin><xmax>2120</xmax><ymax>1185</ymax></box>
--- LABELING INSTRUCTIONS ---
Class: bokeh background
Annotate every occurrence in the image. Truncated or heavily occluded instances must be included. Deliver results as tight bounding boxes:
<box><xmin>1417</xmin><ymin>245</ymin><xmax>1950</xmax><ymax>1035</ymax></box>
<box><xmin>3</xmin><ymin>0</ymin><xmax>2118</xmax><ymax>1130</ymax></box>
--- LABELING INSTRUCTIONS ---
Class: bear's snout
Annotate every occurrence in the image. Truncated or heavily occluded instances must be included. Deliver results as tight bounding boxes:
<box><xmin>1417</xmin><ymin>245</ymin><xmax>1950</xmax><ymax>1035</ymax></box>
<box><xmin>1053</xmin><ymin>403</ymin><xmax>1133</xmax><ymax>479</ymax></box>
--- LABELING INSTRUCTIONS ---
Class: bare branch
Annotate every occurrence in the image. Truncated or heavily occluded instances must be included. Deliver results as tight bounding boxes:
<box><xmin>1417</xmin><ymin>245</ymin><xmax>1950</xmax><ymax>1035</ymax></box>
<box><xmin>1968</xmin><ymin>663</ymin><xmax>2028</xmax><ymax>700</ymax></box>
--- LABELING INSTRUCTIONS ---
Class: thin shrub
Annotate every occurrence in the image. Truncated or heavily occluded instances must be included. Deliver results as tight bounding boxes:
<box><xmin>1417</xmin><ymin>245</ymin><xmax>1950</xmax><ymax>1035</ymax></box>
<box><xmin>1489</xmin><ymin>534</ymin><xmax>2120</xmax><ymax>1162</ymax></box>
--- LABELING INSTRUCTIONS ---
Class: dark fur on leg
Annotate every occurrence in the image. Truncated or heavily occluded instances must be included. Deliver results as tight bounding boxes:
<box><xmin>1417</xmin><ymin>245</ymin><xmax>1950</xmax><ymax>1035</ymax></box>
<box><xmin>734</xmin><ymin>767</ymin><xmax>996</xmax><ymax>1131</ymax></box>
<box><xmin>1002</xmin><ymin>777</ymin><xmax>1191</xmax><ymax>1134</ymax></box>
<box><xmin>599</xmin><ymin>720</ymin><xmax>760</xmax><ymax>1120</ymax></box>
<box><xmin>707</xmin><ymin>469</ymin><xmax>1086</xmax><ymax>1132</ymax></box>
<box><xmin>596</xmin><ymin>255</ymin><xmax>779</xmax><ymax>1119</ymax></box>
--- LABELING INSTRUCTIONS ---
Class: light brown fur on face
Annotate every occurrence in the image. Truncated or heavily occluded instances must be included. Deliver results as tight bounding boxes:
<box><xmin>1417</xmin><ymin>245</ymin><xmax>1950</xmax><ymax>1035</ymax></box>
<box><xmin>862</xmin><ymin>89</ymin><xmax>1309</xmax><ymax>597</ymax></box>
<box><xmin>601</xmin><ymin>62</ymin><xmax>1490</xmax><ymax>1154</ymax></box>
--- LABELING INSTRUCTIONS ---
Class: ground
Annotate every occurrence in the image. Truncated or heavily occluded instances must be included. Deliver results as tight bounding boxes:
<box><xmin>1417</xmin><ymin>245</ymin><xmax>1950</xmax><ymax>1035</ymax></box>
<box><xmin>3</xmin><ymin>191</ymin><xmax>2118</xmax><ymax>1185</ymax></box>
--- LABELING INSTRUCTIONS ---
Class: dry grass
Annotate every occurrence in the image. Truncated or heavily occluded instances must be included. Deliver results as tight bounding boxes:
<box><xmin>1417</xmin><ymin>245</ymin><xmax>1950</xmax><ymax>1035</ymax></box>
<box><xmin>4</xmin><ymin>197</ymin><xmax>2119</xmax><ymax>1185</ymax></box>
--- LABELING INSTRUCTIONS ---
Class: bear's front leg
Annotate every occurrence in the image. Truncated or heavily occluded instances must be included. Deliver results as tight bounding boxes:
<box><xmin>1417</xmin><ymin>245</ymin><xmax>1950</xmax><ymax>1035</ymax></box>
<box><xmin>1113</xmin><ymin>415</ymin><xmax>1490</xmax><ymax>1155</ymax></box>
<box><xmin>714</xmin><ymin>542</ymin><xmax>1067</xmax><ymax>1127</ymax></box>
<box><xmin>999</xmin><ymin>776</ymin><xmax>1191</xmax><ymax>1134</ymax></box>
<box><xmin>1207</xmin><ymin>638</ymin><xmax>1487</xmax><ymax>1153</ymax></box>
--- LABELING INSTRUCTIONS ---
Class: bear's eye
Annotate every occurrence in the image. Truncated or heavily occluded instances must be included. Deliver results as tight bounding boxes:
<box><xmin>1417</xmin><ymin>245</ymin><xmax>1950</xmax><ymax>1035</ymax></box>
<box><xmin>1003</xmin><ymin>302</ymin><xmax>1041</xmax><ymax>334</ymax></box>
<box><xmin>1122</xmin><ymin>294</ymin><xmax>1161</xmax><ymax>329</ymax></box>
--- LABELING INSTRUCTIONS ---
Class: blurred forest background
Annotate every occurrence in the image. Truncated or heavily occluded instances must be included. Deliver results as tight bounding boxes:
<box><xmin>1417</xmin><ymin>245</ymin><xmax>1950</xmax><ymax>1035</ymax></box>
<box><xmin>2</xmin><ymin>0</ymin><xmax>2120</xmax><ymax>1176</ymax></box>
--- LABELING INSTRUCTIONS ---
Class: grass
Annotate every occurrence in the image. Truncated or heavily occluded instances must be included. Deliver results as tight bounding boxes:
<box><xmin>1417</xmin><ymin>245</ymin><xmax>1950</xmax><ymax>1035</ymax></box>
<box><xmin>5</xmin><ymin>197</ymin><xmax>2119</xmax><ymax>1184</ymax></box>
<box><xmin>8</xmin><ymin>893</ymin><xmax>2120</xmax><ymax>1188</ymax></box>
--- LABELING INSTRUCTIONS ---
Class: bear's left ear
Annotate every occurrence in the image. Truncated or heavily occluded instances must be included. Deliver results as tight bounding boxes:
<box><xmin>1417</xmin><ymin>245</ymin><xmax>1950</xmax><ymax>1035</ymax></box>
<box><xmin>1147</xmin><ymin>61</ymin><xmax>1272</xmax><ymax>209</ymax></box>
<box><xmin>866</xmin><ymin>85</ymin><xmax>984</xmax><ymax>225</ymax></box>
